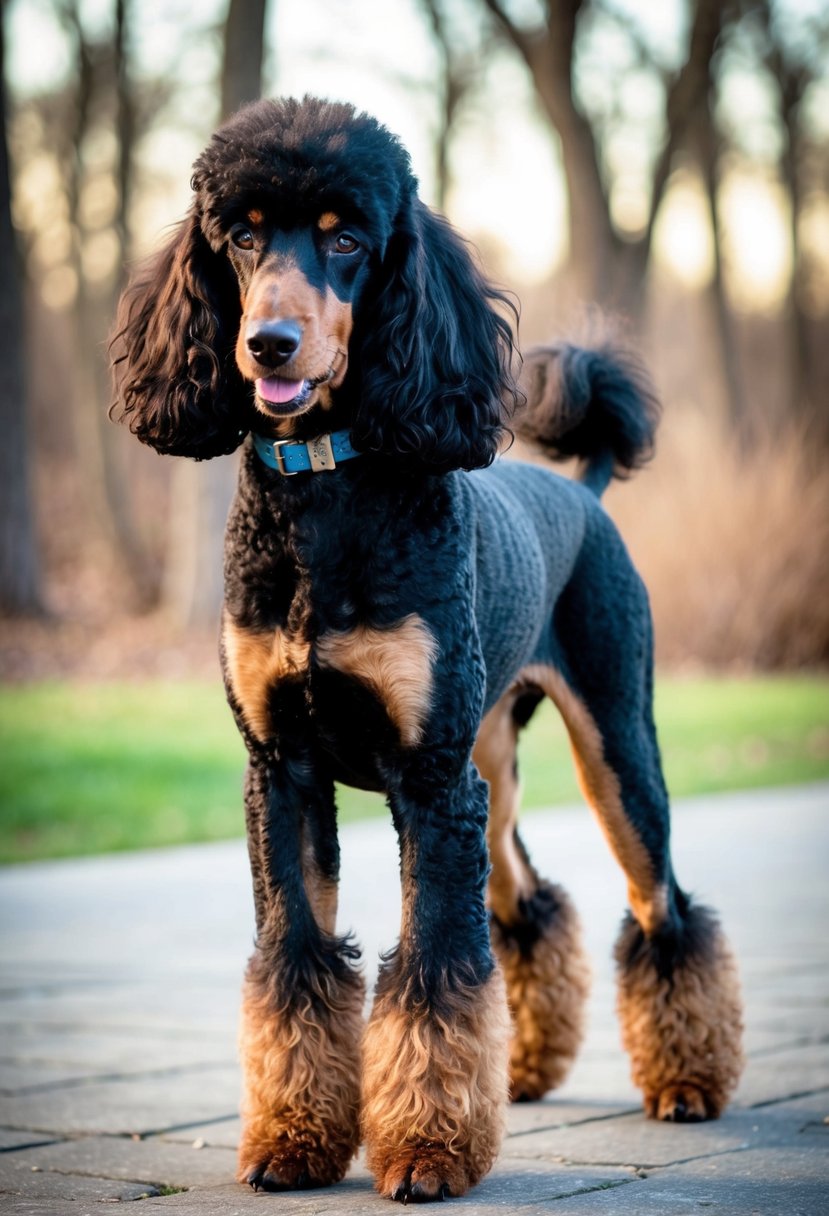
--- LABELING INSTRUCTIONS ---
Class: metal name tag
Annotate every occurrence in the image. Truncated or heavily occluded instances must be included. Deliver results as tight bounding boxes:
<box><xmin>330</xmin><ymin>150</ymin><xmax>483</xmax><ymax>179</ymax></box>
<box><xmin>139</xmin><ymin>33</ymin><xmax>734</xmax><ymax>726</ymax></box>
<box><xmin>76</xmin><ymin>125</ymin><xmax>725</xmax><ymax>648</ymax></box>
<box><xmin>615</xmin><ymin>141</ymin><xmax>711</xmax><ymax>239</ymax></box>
<box><xmin>308</xmin><ymin>434</ymin><xmax>336</xmax><ymax>472</ymax></box>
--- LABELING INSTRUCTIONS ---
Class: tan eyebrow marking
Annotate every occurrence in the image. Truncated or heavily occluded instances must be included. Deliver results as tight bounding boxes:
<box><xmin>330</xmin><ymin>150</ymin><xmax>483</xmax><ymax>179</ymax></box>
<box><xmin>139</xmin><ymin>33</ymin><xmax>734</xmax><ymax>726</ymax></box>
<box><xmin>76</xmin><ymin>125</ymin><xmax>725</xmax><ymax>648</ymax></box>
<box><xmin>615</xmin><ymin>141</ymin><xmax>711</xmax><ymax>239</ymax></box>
<box><xmin>317</xmin><ymin>211</ymin><xmax>341</xmax><ymax>232</ymax></box>
<box><xmin>247</xmin><ymin>208</ymin><xmax>264</xmax><ymax>225</ymax></box>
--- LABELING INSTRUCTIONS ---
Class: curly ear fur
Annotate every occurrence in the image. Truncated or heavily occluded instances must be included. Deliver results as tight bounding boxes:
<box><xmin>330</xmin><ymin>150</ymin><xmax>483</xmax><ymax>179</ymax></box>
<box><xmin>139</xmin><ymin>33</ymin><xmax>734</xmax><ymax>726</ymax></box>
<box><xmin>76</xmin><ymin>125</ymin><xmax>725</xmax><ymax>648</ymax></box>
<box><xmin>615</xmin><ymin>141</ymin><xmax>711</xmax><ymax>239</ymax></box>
<box><xmin>111</xmin><ymin>212</ymin><xmax>251</xmax><ymax>459</ymax></box>
<box><xmin>352</xmin><ymin>200</ymin><xmax>520</xmax><ymax>473</ymax></box>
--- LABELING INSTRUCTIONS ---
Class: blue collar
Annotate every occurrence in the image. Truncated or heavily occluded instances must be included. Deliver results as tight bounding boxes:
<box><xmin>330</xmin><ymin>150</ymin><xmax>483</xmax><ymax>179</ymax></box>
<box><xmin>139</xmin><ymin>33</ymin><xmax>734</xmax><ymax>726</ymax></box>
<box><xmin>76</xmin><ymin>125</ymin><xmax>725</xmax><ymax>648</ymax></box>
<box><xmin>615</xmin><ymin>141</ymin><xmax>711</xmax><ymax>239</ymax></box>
<box><xmin>252</xmin><ymin>430</ymin><xmax>362</xmax><ymax>476</ymax></box>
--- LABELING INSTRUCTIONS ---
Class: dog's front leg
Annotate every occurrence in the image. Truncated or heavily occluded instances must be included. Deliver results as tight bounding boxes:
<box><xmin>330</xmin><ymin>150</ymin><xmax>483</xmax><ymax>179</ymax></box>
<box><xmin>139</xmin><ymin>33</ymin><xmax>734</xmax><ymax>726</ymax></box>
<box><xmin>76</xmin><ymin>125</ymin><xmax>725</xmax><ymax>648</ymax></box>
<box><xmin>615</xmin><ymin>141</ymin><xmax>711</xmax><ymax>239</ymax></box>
<box><xmin>237</xmin><ymin>751</ymin><xmax>364</xmax><ymax>1192</ymax></box>
<box><xmin>362</xmin><ymin>760</ymin><xmax>511</xmax><ymax>1202</ymax></box>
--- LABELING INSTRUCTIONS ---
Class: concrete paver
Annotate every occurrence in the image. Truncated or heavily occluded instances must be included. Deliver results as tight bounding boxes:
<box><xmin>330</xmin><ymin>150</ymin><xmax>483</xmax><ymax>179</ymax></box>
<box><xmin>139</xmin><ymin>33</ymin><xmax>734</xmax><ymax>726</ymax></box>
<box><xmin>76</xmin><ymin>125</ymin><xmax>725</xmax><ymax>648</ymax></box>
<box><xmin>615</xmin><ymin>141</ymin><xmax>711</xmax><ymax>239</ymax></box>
<box><xmin>1</xmin><ymin>782</ymin><xmax>827</xmax><ymax>1213</ymax></box>
<box><xmin>18</xmin><ymin>1135</ymin><xmax>238</xmax><ymax>1189</ymax></box>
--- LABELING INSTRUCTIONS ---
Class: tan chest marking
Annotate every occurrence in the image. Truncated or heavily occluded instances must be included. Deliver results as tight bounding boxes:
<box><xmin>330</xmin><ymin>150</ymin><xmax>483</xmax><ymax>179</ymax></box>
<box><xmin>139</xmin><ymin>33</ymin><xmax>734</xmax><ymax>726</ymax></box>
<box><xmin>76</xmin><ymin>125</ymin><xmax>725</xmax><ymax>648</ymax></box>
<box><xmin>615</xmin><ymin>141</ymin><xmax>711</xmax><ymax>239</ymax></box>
<box><xmin>223</xmin><ymin>615</ymin><xmax>310</xmax><ymax>743</ymax></box>
<box><xmin>315</xmin><ymin>614</ymin><xmax>438</xmax><ymax>748</ymax></box>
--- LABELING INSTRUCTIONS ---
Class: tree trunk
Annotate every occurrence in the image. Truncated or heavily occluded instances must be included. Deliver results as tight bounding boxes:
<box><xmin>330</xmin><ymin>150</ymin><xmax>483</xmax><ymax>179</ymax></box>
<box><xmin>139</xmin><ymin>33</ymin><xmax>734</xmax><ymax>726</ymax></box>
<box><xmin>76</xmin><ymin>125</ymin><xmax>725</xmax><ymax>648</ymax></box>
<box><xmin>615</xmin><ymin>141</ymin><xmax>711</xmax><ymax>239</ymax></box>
<box><xmin>60</xmin><ymin>0</ymin><xmax>155</xmax><ymax>605</ymax></box>
<box><xmin>421</xmin><ymin>0</ymin><xmax>469</xmax><ymax>213</ymax></box>
<box><xmin>222</xmin><ymin>0</ymin><xmax>268</xmax><ymax>117</ymax></box>
<box><xmin>482</xmin><ymin>0</ymin><xmax>727</xmax><ymax>317</ymax></box>
<box><xmin>0</xmin><ymin>19</ymin><xmax>43</xmax><ymax>616</ymax></box>
<box><xmin>162</xmin><ymin>0</ymin><xmax>270</xmax><ymax>630</ymax></box>
<box><xmin>692</xmin><ymin>76</ymin><xmax>748</xmax><ymax>441</ymax></box>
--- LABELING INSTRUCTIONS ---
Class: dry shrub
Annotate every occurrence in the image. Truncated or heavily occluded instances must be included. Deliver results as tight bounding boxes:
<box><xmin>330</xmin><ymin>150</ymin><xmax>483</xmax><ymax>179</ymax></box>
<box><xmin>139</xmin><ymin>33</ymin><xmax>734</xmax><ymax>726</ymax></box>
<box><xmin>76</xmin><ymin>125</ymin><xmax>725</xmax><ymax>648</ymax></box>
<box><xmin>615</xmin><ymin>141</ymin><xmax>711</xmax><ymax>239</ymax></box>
<box><xmin>604</xmin><ymin>410</ymin><xmax>829</xmax><ymax>668</ymax></box>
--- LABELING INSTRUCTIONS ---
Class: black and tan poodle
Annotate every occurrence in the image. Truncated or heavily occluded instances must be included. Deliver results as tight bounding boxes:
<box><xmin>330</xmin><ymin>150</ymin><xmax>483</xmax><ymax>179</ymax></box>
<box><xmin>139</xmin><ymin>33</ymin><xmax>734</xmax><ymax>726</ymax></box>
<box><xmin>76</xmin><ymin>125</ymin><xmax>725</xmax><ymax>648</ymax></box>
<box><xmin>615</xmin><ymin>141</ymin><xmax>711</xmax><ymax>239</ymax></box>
<box><xmin>112</xmin><ymin>96</ymin><xmax>743</xmax><ymax>1203</ymax></box>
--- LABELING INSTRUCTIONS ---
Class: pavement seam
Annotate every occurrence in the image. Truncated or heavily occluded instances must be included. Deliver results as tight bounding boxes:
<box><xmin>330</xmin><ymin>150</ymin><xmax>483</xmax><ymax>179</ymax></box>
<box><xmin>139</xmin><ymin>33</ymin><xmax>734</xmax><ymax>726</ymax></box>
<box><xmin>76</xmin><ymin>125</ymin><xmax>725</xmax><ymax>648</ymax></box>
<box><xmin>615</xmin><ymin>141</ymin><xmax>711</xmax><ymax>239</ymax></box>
<box><xmin>508</xmin><ymin>1144</ymin><xmax>754</xmax><ymax>1173</ymax></box>
<box><xmin>25</xmin><ymin>1162</ymin><xmax>197</xmax><ymax>1196</ymax></box>
<box><xmin>507</xmin><ymin>1107</ymin><xmax>641</xmax><ymax>1141</ymax></box>
<box><xmin>0</xmin><ymin>1136</ymin><xmax>63</xmax><ymax>1154</ymax></box>
<box><xmin>0</xmin><ymin>1020</ymin><xmax>232</xmax><ymax>1040</ymax></box>
<box><xmin>749</xmin><ymin>1084</ymin><xmax>829</xmax><ymax>1109</ymax></box>
<box><xmin>0</xmin><ymin>1113</ymin><xmax>239</xmax><ymax>1142</ymax></box>
<box><xmin>135</xmin><ymin>1112</ymin><xmax>240</xmax><ymax>1139</ymax></box>
<box><xmin>534</xmin><ymin>1176</ymin><xmax>638</xmax><ymax>1203</ymax></box>
<box><xmin>745</xmin><ymin>1034</ymin><xmax>829</xmax><ymax>1060</ymax></box>
<box><xmin>0</xmin><ymin>1058</ymin><xmax>237</xmax><ymax>1097</ymax></box>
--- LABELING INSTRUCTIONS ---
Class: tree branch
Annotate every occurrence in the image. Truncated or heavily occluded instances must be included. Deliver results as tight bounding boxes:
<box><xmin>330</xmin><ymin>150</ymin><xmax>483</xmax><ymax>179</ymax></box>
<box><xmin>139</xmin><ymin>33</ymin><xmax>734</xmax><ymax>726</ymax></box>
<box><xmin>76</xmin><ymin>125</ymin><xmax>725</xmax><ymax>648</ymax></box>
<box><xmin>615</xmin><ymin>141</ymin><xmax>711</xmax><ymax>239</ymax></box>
<box><xmin>642</xmin><ymin>0</ymin><xmax>728</xmax><ymax>256</ymax></box>
<box><xmin>480</xmin><ymin>0</ymin><xmax>535</xmax><ymax>64</ymax></box>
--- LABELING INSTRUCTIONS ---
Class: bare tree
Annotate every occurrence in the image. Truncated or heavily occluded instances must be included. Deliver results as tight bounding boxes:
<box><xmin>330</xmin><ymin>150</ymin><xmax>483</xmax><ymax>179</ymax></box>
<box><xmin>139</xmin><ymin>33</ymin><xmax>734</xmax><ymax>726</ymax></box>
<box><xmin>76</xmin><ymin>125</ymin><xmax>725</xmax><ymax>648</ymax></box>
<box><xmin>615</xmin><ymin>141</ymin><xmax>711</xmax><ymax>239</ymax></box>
<box><xmin>55</xmin><ymin>0</ymin><xmax>156</xmax><ymax>601</ymax></box>
<box><xmin>0</xmin><ymin>10</ymin><xmax>42</xmax><ymax>616</ymax></box>
<box><xmin>162</xmin><ymin>0</ymin><xmax>271</xmax><ymax>629</ymax></box>
<box><xmin>421</xmin><ymin>0</ymin><xmax>477</xmax><ymax>211</ymax></box>
<box><xmin>222</xmin><ymin>0</ymin><xmax>268</xmax><ymax>117</ymax></box>
<box><xmin>480</xmin><ymin>0</ymin><xmax>729</xmax><ymax>313</ymax></box>
<box><xmin>757</xmin><ymin>0</ymin><xmax>829</xmax><ymax>441</ymax></box>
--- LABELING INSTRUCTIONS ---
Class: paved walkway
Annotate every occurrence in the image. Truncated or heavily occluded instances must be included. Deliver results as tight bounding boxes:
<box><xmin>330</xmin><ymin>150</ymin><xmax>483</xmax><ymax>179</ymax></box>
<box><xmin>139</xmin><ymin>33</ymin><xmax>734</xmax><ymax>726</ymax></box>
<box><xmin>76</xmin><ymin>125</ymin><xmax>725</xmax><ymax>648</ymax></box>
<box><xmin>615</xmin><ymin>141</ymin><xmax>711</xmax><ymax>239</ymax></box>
<box><xmin>1</xmin><ymin>784</ymin><xmax>827</xmax><ymax>1214</ymax></box>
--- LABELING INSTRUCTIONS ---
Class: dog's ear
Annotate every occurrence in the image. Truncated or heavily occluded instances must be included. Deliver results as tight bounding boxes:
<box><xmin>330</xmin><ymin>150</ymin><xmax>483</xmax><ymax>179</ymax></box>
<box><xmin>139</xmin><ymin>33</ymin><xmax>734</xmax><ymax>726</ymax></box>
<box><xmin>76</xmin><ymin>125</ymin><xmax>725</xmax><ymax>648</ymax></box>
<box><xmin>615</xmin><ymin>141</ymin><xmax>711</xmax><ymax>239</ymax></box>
<box><xmin>352</xmin><ymin>199</ymin><xmax>520</xmax><ymax>473</ymax></box>
<box><xmin>111</xmin><ymin>212</ymin><xmax>249</xmax><ymax>459</ymax></box>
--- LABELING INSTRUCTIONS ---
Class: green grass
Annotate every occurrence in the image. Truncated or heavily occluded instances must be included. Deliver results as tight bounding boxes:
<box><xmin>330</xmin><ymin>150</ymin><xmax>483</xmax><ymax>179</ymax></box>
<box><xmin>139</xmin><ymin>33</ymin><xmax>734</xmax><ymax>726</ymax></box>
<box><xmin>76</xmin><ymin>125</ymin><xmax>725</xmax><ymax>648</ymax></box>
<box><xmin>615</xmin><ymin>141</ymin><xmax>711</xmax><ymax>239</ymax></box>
<box><xmin>0</xmin><ymin>676</ymin><xmax>826</xmax><ymax>863</ymax></box>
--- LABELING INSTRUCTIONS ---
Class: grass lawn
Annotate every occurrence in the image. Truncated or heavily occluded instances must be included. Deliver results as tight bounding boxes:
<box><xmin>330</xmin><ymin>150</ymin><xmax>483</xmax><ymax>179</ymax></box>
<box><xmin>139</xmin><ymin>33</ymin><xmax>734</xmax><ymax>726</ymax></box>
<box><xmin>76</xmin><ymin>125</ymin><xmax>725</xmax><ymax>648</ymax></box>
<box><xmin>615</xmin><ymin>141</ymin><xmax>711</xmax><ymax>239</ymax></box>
<box><xmin>0</xmin><ymin>676</ymin><xmax>827</xmax><ymax>863</ymax></box>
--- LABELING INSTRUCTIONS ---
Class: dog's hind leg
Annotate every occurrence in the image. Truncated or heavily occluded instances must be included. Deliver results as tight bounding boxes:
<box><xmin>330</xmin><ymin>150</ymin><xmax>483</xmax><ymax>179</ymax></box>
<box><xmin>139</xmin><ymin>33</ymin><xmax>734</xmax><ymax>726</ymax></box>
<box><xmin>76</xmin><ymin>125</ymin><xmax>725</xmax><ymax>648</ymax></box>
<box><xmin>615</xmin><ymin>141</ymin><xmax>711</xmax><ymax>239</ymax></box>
<box><xmin>541</xmin><ymin>515</ymin><xmax>744</xmax><ymax>1121</ymax></box>
<box><xmin>474</xmin><ymin>687</ymin><xmax>591</xmax><ymax>1101</ymax></box>
<box><xmin>236</xmin><ymin>747</ymin><xmax>364</xmax><ymax>1191</ymax></box>
<box><xmin>361</xmin><ymin>760</ymin><xmax>511</xmax><ymax>1202</ymax></box>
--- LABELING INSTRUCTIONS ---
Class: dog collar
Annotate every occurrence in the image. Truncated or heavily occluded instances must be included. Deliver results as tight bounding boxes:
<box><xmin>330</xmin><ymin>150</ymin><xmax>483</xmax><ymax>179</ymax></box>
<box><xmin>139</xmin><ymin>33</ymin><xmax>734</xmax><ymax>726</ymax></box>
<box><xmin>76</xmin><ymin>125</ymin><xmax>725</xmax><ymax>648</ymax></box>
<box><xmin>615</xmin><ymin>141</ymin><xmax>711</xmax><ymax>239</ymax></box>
<box><xmin>252</xmin><ymin>430</ymin><xmax>361</xmax><ymax>476</ymax></box>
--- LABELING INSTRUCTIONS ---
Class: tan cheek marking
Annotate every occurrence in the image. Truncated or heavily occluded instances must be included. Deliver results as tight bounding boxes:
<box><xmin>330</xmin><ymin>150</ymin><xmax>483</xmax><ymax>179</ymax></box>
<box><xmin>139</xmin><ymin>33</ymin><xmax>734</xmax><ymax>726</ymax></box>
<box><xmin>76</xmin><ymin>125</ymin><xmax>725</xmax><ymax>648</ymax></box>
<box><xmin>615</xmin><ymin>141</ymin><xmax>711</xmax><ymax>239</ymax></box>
<box><xmin>223</xmin><ymin>615</ymin><xmax>310</xmax><ymax>743</ymax></box>
<box><xmin>520</xmin><ymin>664</ymin><xmax>668</xmax><ymax>936</ymax></box>
<box><xmin>317</xmin><ymin>211</ymin><xmax>341</xmax><ymax>232</ymax></box>
<box><xmin>316</xmin><ymin>615</ymin><xmax>438</xmax><ymax>748</ymax></box>
<box><xmin>322</xmin><ymin>290</ymin><xmax>352</xmax><ymax>394</ymax></box>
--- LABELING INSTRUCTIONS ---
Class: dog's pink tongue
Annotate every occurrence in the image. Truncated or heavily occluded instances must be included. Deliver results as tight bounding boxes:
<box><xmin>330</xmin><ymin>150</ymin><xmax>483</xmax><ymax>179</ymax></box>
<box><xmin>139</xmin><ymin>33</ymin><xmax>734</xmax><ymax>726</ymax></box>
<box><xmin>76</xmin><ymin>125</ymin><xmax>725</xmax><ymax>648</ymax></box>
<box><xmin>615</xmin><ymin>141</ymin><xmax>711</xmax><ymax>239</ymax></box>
<box><xmin>256</xmin><ymin>377</ymin><xmax>305</xmax><ymax>404</ymax></box>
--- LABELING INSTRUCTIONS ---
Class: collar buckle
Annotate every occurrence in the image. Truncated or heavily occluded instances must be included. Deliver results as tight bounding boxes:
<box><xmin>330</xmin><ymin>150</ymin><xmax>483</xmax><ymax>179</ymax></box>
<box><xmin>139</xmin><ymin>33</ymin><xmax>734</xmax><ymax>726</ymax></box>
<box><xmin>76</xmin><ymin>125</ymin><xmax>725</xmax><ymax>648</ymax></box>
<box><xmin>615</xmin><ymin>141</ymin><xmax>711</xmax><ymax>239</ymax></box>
<box><xmin>270</xmin><ymin>438</ymin><xmax>297</xmax><ymax>476</ymax></box>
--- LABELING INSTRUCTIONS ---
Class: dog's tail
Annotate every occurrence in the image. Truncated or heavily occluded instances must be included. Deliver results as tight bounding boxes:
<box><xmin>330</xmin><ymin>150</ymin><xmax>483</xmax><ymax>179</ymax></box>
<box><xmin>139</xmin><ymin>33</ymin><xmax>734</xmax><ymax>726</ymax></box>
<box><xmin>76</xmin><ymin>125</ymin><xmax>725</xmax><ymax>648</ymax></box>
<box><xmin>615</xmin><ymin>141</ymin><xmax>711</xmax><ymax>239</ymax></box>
<box><xmin>514</xmin><ymin>343</ymin><xmax>660</xmax><ymax>497</ymax></box>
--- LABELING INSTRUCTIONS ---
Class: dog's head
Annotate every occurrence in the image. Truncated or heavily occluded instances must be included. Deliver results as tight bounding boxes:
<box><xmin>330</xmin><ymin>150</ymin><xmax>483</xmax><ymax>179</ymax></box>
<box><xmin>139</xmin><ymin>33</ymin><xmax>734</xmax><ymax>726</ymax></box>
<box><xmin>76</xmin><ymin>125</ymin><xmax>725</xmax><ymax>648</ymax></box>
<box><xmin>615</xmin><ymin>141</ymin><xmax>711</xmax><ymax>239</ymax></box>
<box><xmin>112</xmin><ymin>96</ymin><xmax>519</xmax><ymax>471</ymax></box>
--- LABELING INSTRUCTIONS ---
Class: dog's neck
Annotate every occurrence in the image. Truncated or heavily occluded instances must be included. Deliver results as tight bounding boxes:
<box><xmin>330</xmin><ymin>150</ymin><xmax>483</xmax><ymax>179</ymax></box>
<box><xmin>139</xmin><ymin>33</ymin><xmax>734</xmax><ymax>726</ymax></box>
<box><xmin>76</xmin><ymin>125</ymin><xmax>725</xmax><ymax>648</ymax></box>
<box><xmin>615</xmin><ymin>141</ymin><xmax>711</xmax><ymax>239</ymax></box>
<box><xmin>251</xmin><ymin>430</ymin><xmax>362</xmax><ymax>477</ymax></box>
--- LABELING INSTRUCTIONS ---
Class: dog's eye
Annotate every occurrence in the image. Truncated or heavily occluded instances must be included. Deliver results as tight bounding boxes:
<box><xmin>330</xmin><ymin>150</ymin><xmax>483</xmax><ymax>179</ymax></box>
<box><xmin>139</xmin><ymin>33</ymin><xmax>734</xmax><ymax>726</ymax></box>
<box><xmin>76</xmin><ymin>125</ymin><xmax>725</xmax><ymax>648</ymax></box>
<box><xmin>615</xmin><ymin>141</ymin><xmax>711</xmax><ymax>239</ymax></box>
<box><xmin>334</xmin><ymin>233</ymin><xmax>360</xmax><ymax>254</ymax></box>
<box><xmin>230</xmin><ymin>225</ymin><xmax>254</xmax><ymax>251</ymax></box>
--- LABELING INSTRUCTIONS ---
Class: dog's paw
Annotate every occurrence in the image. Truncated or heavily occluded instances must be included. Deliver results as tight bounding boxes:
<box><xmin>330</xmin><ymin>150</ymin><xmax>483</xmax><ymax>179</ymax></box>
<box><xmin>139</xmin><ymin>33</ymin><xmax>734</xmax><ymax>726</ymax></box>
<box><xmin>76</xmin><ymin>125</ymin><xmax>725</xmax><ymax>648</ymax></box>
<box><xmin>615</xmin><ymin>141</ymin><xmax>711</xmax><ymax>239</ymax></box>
<box><xmin>238</xmin><ymin>1133</ymin><xmax>350</xmax><ymax>1192</ymax></box>
<box><xmin>379</xmin><ymin>1142</ymin><xmax>470</xmax><ymax>1203</ymax></box>
<box><xmin>648</xmin><ymin>1082</ymin><xmax>715</xmax><ymax>1123</ymax></box>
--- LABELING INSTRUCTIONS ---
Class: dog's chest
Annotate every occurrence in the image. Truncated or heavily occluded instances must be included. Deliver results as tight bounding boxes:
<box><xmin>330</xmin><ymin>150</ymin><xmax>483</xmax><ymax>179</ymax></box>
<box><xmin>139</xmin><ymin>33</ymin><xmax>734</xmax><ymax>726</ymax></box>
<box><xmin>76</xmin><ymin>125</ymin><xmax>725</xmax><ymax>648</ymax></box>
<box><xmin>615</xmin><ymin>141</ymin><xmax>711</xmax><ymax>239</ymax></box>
<box><xmin>222</xmin><ymin>610</ymin><xmax>438</xmax><ymax>763</ymax></box>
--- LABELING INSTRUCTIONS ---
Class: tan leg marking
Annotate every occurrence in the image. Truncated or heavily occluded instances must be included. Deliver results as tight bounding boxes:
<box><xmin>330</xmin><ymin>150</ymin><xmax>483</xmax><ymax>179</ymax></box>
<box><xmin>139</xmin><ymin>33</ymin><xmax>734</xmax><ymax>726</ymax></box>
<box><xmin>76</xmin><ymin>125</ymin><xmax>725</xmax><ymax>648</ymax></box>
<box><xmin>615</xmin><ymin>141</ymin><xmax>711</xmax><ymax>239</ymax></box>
<box><xmin>615</xmin><ymin>909</ymin><xmax>744</xmax><ymax>1120</ymax></box>
<box><xmin>238</xmin><ymin>949</ymin><xmax>365</xmax><ymax>1189</ymax></box>
<box><xmin>300</xmin><ymin>830</ymin><xmax>337</xmax><ymax>936</ymax></box>
<box><xmin>474</xmin><ymin>698</ymin><xmax>535</xmax><ymax>922</ymax></box>
<box><xmin>521</xmin><ymin>664</ymin><xmax>668</xmax><ymax>936</ymax></box>
<box><xmin>475</xmin><ymin>688</ymin><xmax>590</xmax><ymax>1100</ymax></box>
<box><xmin>361</xmin><ymin>969</ymin><xmax>510</xmax><ymax>1199</ymax></box>
<box><xmin>223</xmin><ymin>614</ymin><xmax>310</xmax><ymax>743</ymax></box>
<box><xmin>316</xmin><ymin>614</ymin><xmax>438</xmax><ymax>748</ymax></box>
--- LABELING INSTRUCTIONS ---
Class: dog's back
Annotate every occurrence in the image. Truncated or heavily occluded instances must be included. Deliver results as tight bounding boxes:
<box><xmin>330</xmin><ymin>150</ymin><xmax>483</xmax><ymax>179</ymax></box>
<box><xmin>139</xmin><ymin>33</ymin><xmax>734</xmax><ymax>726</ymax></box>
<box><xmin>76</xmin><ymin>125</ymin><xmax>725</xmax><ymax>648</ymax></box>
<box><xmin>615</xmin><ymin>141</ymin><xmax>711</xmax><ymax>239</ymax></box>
<box><xmin>467</xmin><ymin>342</ymin><xmax>659</xmax><ymax>709</ymax></box>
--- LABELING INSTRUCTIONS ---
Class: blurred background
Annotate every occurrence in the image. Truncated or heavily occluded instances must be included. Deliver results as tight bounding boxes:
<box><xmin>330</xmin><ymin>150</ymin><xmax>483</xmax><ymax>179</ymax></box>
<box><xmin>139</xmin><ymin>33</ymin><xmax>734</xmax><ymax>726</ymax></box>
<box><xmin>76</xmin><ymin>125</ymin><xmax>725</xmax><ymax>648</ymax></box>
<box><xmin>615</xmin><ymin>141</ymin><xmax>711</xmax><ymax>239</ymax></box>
<box><xmin>0</xmin><ymin>0</ymin><xmax>827</xmax><ymax>862</ymax></box>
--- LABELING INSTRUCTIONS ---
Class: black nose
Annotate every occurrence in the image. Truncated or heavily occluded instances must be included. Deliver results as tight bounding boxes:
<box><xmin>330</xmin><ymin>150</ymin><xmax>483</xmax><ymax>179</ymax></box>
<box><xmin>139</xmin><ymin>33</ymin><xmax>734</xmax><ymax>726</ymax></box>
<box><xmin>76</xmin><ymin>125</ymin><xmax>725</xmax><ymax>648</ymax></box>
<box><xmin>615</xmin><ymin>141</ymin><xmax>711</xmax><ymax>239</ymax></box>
<box><xmin>246</xmin><ymin>319</ymin><xmax>303</xmax><ymax>367</ymax></box>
